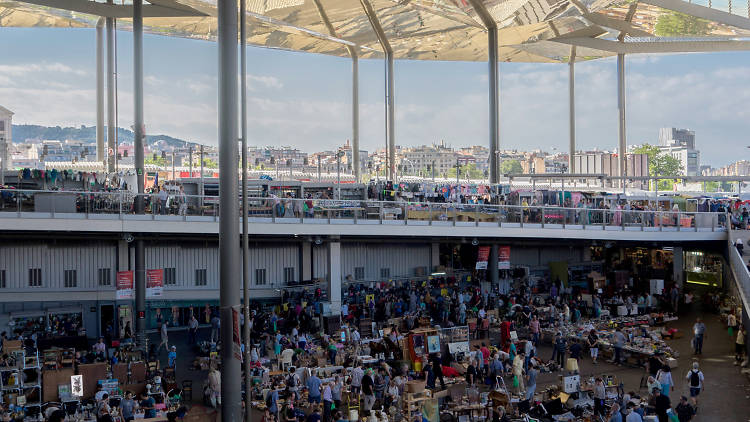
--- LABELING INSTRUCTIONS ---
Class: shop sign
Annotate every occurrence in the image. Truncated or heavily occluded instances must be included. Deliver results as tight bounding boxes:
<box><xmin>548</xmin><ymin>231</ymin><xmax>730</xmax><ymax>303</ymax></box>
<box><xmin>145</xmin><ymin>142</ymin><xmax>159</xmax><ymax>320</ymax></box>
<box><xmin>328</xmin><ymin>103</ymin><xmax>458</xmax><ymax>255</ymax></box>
<box><xmin>146</xmin><ymin>269</ymin><xmax>164</xmax><ymax>298</ymax></box>
<box><xmin>116</xmin><ymin>271</ymin><xmax>134</xmax><ymax>300</ymax></box>
<box><xmin>232</xmin><ymin>306</ymin><xmax>242</xmax><ymax>362</ymax></box>
<box><xmin>498</xmin><ymin>246</ymin><xmax>511</xmax><ymax>269</ymax></box>
<box><xmin>71</xmin><ymin>375</ymin><xmax>83</xmax><ymax>397</ymax></box>
<box><xmin>476</xmin><ymin>246</ymin><xmax>490</xmax><ymax>270</ymax></box>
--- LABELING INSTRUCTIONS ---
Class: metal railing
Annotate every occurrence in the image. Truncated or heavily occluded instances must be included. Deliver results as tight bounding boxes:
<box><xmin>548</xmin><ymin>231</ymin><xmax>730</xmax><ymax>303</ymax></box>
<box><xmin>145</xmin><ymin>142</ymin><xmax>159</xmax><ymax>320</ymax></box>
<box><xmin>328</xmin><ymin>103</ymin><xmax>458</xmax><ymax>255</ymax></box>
<box><xmin>0</xmin><ymin>189</ymin><xmax>729</xmax><ymax>232</ymax></box>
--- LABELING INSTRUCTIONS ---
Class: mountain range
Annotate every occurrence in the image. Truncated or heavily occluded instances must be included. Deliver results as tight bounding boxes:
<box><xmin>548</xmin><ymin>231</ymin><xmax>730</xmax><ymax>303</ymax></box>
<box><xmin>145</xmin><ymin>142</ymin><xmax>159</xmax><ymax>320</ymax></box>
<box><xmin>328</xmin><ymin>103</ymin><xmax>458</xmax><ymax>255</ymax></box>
<box><xmin>11</xmin><ymin>124</ymin><xmax>199</xmax><ymax>149</ymax></box>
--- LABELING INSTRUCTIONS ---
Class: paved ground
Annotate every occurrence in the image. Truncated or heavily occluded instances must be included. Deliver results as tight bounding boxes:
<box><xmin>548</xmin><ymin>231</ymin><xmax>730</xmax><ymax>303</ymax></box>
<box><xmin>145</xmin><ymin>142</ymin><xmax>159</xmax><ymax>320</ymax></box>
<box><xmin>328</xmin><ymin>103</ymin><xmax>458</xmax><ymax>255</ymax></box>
<box><xmin>148</xmin><ymin>310</ymin><xmax>750</xmax><ymax>421</ymax></box>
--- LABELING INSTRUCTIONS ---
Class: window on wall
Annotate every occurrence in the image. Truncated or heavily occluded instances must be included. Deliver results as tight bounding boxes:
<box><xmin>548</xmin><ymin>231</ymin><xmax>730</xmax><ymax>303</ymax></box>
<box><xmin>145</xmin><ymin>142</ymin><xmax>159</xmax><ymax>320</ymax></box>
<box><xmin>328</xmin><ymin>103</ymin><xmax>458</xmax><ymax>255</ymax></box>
<box><xmin>97</xmin><ymin>268</ymin><xmax>111</xmax><ymax>286</ymax></box>
<box><xmin>0</xmin><ymin>270</ymin><xmax>5</xmax><ymax>288</ymax></box>
<box><xmin>380</xmin><ymin>268</ymin><xmax>390</xmax><ymax>279</ymax></box>
<box><xmin>255</xmin><ymin>269</ymin><xmax>267</xmax><ymax>285</ymax></box>
<box><xmin>28</xmin><ymin>268</ymin><xmax>42</xmax><ymax>287</ymax></box>
<box><xmin>164</xmin><ymin>268</ymin><xmax>177</xmax><ymax>285</ymax></box>
<box><xmin>195</xmin><ymin>269</ymin><xmax>207</xmax><ymax>286</ymax></box>
<box><xmin>283</xmin><ymin>267</ymin><xmax>295</xmax><ymax>284</ymax></box>
<box><xmin>354</xmin><ymin>267</ymin><xmax>365</xmax><ymax>280</ymax></box>
<box><xmin>64</xmin><ymin>270</ymin><xmax>77</xmax><ymax>288</ymax></box>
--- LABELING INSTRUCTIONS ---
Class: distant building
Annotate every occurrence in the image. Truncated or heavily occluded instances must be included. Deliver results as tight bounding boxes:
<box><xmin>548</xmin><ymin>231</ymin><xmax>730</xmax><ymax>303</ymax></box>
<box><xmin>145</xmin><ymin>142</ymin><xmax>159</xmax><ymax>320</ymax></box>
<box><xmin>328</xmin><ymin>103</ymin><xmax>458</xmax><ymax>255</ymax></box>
<box><xmin>573</xmin><ymin>151</ymin><xmax>649</xmax><ymax>187</ymax></box>
<box><xmin>401</xmin><ymin>142</ymin><xmax>457</xmax><ymax>177</ymax></box>
<box><xmin>0</xmin><ymin>105</ymin><xmax>13</xmax><ymax>173</ymax></box>
<box><xmin>658</xmin><ymin>127</ymin><xmax>700</xmax><ymax>176</ymax></box>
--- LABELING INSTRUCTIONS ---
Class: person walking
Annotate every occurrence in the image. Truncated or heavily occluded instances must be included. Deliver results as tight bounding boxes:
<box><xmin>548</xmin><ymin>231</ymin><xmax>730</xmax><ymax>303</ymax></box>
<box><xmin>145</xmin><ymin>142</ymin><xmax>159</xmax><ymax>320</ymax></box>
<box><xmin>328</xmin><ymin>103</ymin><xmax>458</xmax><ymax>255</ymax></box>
<box><xmin>735</xmin><ymin>324</ymin><xmax>747</xmax><ymax>364</ymax></box>
<box><xmin>692</xmin><ymin>318</ymin><xmax>706</xmax><ymax>355</ymax></box>
<box><xmin>158</xmin><ymin>322</ymin><xmax>169</xmax><ymax>353</ymax></box>
<box><xmin>613</xmin><ymin>327</ymin><xmax>626</xmax><ymax>365</ymax></box>
<box><xmin>685</xmin><ymin>362</ymin><xmax>704</xmax><ymax>407</ymax></box>
<box><xmin>727</xmin><ymin>310</ymin><xmax>737</xmax><ymax>338</ymax></box>
<box><xmin>512</xmin><ymin>351</ymin><xmax>525</xmax><ymax>396</ymax></box>
<box><xmin>188</xmin><ymin>315</ymin><xmax>198</xmax><ymax>345</ymax></box>
<box><xmin>593</xmin><ymin>378</ymin><xmax>607</xmax><ymax>417</ymax></box>
<box><xmin>525</xmin><ymin>362</ymin><xmax>538</xmax><ymax>401</ymax></box>
<box><xmin>649</xmin><ymin>388</ymin><xmax>671</xmax><ymax>422</ymax></box>
<box><xmin>656</xmin><ymin>365</ymin><xmax>673</xmax><ymax>397</ymax></box>
<box><xmin>210</xmin><ymin>314</ymin><xmax>220</xmax><ymax>343</ymax></box>
<box><xmin>675</xmin><ymin>396</ymin><xmax>695</xmax><ymax>422</ymax></box>
<box><xmin>554</xmin><ymin>333</ymin><xmax>567</xmax><ymax>369</ymax></box>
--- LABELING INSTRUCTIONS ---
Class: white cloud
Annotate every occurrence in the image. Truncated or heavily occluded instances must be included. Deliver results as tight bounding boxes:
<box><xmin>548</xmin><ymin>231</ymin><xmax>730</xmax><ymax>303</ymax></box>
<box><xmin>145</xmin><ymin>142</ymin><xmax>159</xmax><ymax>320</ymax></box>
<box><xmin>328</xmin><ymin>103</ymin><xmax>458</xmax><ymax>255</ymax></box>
<box><xmin>246</xmin><ymin>74</ymin><xmax>284</xmax><ymax>90</ymax></box>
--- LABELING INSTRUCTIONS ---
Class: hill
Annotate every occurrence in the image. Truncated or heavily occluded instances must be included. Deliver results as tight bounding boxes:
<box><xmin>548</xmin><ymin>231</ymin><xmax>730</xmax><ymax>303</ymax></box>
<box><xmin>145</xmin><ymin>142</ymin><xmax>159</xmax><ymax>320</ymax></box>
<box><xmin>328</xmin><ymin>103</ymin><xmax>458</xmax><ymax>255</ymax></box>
<box><xmin>11</xmin><ymin>124</ymin><xmax>199</xmax><ymax>149</ymax></box>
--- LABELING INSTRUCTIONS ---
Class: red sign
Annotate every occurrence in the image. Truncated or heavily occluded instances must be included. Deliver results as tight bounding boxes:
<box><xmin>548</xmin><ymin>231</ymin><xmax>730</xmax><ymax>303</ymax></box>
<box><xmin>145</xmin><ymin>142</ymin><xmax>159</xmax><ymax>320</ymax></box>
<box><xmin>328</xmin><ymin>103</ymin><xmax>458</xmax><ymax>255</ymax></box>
<box><xmin>476</xmin><ymin>246</ymin><xmax>490</xmax><ymax>270</ymax></box>
<box><xmin>116</xmin><ymin>271</ymin><xmax>134</xmax><ymax>300</ymax></box>
<box><xmin>498</xmin><ymin>246</ymin><xmax>511</xmax><ymax>269</ymax></box>
<box><xmin>146</xmin><ymin>269</ymin><xmax>164</xmax><ymax>298</ymax></box>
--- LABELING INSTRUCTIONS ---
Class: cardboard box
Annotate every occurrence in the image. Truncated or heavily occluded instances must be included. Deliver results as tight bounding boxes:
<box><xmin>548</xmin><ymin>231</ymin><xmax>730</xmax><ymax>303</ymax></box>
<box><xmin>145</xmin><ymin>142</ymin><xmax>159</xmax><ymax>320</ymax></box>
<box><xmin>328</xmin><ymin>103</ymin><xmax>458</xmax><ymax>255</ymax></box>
<box><xmin>666</xmin><ymin>357</ymin><xmax>678</xmax><ymax>368</ymax></box>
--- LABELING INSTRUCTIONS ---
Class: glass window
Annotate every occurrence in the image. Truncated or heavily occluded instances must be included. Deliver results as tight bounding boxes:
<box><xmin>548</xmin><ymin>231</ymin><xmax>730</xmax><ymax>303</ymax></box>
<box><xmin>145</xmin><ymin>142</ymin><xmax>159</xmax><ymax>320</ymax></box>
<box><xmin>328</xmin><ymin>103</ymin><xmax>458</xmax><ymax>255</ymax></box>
<box><xmin>0</xmin><ymin>270</ymin><xmax>5</xmax><ymax>288</ymax></box>
<box><xmin>29</xmin><ymin>268</ymin><xmax>42</xmax><ymax>287</ymax></box>
<box><xmin>380</xmin><ymin>268</ymin><xmax>390</xmax><ymax>279</ymax></box>
<box><xmin>195</xmin><ymin>269</ymin><xmax>207</xmax><ymax>286</ymax></box>
<box><xmin>255</xmin><ymin>269</ymin><xmax>267</xmax><ymax>285</ymax></box>
<box><xmin>354</xmin><ymin>267</ymin><xmax>365</xmax><ymax>280</ymax></box>
<box><xmin>64</xmin><ymin>269</ymin><xmax>77</xmax><ymax>288</ymax></box>
<box><xmin>164</xmin><ymin>268</ymin><xmax>177</xmax><ymax>285</ymax></box>
<box><xmin>98</xmin><ymin>268</ymin><xmax>111</xmax><ymax>286</ymax></box>
<box><xmin>283</xmin><ymin>267</ymin><xmax>295</xmax><ymax>284</ymax></box>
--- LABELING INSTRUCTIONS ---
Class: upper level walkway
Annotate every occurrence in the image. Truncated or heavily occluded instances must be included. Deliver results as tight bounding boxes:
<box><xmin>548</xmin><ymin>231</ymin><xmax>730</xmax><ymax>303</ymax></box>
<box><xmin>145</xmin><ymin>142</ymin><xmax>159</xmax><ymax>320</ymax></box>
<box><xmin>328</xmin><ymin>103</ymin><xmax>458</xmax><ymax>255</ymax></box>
<box><xmin>0</xmin><ymin>189</ymin><xmax>729</xmax><ymax>241</ymax></box>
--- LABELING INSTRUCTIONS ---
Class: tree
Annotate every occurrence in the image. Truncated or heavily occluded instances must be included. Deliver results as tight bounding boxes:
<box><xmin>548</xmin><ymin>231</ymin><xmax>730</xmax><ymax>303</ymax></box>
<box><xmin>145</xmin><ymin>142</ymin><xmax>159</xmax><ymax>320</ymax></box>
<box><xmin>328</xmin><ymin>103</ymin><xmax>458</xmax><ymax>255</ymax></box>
<box><xmin>654</xmin><ymin>11</ymin><xmax>710</xmax><ymax>37</ymax></box>
<box><xmin>446</xmin><ymin>163</ymin><xmax>484</xmax><ymax>179</ymax></box>
<box><xmin>202</xmin><ymin>158</ymin><xmax>218</xmax><ymax>169</ymax></box>
<box><xmin>500</xmin><ymin>159</ymin><xmax>523</xmax><ymax>175</ymax></box>
<box><xmin>145</xmin><ymin>155</ymin><xmax>167</xmax><ymax>166</ymax></box>
<box><xmin>632</xmin><ymin>144</ymin><xmax>684</xmax><ymax>190</ymax></box>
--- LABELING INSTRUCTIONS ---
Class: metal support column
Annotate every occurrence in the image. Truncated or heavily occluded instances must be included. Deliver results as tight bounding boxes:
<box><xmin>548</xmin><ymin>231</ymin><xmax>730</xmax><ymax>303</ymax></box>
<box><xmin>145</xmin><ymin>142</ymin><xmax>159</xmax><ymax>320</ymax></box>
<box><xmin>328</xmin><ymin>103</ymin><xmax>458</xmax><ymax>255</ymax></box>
<box><xmin>488</xmin><ymin>26</ymin><xmax>499</xmax><ymax>184</ymax></box>
<box><xmin>386</xmin><ymin>52</ymin><xmax>396</xmax><ymax>181</ymax></box>
<box><xmin>489</xmin><ymin>244</ymin><xmax>499</xmax><ymax>287</ymax></box>
<box><xmin>617</xmin><ymin>53</ymin><xmax>627</xmax><ymax>181</ymax></box>
<box><xmin>133</xmin><ymin>0</ymin><xmax>147</xmax><ymax>351</ymax></box>
<box><xmin>96</xmin><ymin>18</ymin><xmax>106</xmax><ymax>164</ymax></box>
<box><xmin>240</xmin><ymin>0</ymin><xmax>251</xmax><ymax>418</ymax></box>
<box><xmin>568</xmin><ymin>47</ymin><xmax>576</xmax><ymax>174</ymax></box>
<box><xmin>352</xmin><ymin>55</ymin><xmax>360</xmax><ymax>182</ymax></box>
<box><xmin>106</xmin><ymin>1</ymin><xmax>116</xmax><ymax>173</ymax></box>
<box><xmin>218</xmin><ymin>0</ymin><xmax>242</xmax><ymax>419</ymax></box>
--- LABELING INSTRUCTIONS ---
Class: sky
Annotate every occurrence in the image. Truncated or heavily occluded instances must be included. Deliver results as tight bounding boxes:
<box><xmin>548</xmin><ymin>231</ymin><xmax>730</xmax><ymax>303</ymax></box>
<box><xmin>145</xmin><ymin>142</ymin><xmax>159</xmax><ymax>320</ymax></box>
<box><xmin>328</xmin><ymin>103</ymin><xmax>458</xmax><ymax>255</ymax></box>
<box><xmin>1</xmin><ymin>27</ymin><xmax>749</xmax><ymax>167</ymax></box>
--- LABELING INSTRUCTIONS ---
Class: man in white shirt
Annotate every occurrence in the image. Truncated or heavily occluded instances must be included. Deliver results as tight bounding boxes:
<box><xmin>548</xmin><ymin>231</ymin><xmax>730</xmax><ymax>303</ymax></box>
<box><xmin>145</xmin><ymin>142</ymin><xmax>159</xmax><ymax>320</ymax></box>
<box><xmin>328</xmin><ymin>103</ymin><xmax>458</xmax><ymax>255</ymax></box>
<box><xmin>350</xmin><ymin>365</ymin><xmax>364</xmax><ymax>396</ymax></box>
<box><xmin>351</xmin><ymin>328</ymin><xmax>361</xmax><ymax>344</ymax></box>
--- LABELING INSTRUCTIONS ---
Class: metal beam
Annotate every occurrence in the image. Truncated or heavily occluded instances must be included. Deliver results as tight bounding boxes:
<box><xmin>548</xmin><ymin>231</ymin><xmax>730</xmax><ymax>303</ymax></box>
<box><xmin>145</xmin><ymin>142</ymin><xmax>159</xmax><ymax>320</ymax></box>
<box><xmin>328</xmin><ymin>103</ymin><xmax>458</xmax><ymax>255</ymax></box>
<box><xmin>17</xmin><ymin>0</ymin><xmax>207</xmax><ymax>17</ymax></box>
<box><xmin>218</xmin><ymin>0</ymin><xmax>241</xmax><ymax>420</ymax></box>
<box><xmin>640</xmin><ymin>0</ymin><xmax>750</xmax><ymax>30</ymax></box>
<box><xmin>583</xmin><ymin>13</ymin><xmax>654</xmax><ymax>38</ymax></box>
<box><xmin>617</xmin><ymin>53</ymin><xmax>626</xmax><ymax>179</ymax></box>
<box><xmin>106</xmin><ymin>0</ymin><xmax>116</xmax><ymax>173</ymax></box>
<box><xmin>240</xmin><ymin>0</ymin><xmax>252</xmax><ymax>420</ymax></box>
<box><xmin>552</xmin><ymin>36</ymin><xmax>750</xmax><ymax>53</ymax></box>
<box><xmin>359</xmin><ymin>0</ymin><xmax>395</xmax><ymax>181</ymax></box>
<box><xmin>568</xmin><ymin>46</ymin><xmax>576</xmax><ymax>174</ymax></box>
<box><xmin>96</xmin><ymin>18</ymin><xmax>105</xmax><ymax>164</ymax></box>
<box><xmin>133</xmin><ymin>0</ymin><xmax>147</xmax><ymax>352</ymax></box>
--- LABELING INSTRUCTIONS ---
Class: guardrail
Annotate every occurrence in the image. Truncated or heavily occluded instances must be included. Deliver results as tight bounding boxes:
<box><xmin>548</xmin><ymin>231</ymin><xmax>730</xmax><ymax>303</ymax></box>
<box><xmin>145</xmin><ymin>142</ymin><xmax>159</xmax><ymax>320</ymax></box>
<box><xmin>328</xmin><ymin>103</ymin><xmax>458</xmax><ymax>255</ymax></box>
<box><xmin>0</xmin><ymin>189</ymin><xmax>728</xmax><ymax>232</ymax></box>
<box><xmin>727</xmin><ymin>229</ymin><xmax>750</xmax><ymax>321</ymax></box>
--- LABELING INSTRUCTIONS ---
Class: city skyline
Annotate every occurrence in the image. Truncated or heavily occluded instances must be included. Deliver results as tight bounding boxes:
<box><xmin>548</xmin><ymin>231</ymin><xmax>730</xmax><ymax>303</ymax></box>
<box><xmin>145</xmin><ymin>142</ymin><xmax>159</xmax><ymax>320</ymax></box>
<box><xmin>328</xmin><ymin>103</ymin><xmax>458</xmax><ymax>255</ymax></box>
<box><xmin>1</xmin><ymin>28</ymin><xmax>749</xmax><ymax>167</ymax></box>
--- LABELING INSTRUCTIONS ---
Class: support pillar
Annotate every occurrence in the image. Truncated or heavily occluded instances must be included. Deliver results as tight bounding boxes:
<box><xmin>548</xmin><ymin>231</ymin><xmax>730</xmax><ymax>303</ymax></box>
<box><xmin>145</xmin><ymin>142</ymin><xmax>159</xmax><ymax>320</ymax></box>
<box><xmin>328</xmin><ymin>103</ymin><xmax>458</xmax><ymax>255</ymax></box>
<box><xmin>386</xmin><ymin>52</ymin><xmax>396</xmax><ymax>182</ymax></box>
<box><xmin>488</xmin><ymin>26</ymin><xmax>499</xmax><ymax>184</ymax></box>
<box><xmin>352</xmin><ymin>55</ymin><xmax>360</xmax><ymax>182</ymax></box>
<box><xmin>240</xmin><ymin>0</ymin><xmax>251</xmax><ymax>418</ymax></box>
<box><xmin>568</xmin><ymin>47</ymin><xmax>576</xmax><ymax>173</ymax></box>
<box><xmin>430</xmin><ymin>242</ymin><xmax>440</xmax><ymax>272</ymax></box>
<box><xmin>133</xmin><ymin>0</ymin><xmax>147</xmax><ymax>351</ymax></box>
<box><xmin>617</xmin><ymin>53</ymin><xmax>627</xmax><ymax>180</ymax></box>
<box><xmin>106</xmin><ymin>1</ymin><xmax>116</xmax><ymax>173</ymax></box>
<box><xmin>673</xmin><ymin>246</ymin><xmax>683</xmax><ymax>288</ymax></box>
<box><xmin>301</xmin><ymin>242</ymin><xmax>313</xmax><ymax>281</ymax></box>
<box><xmin>96</xmin><ymin>18</ymin><xmax>105</xmax><ymax>164</ymax></box>
<box><xmin>218</xmin><ymin>0</ymin><xmax>242</xmax><ymax>418</ymax></box>
<box><xmin>489</xmin><ymin>244</ymin><xmax>499</xmax><ymax>287</ymax></box>
<box><xmin>117</xmin><ymin>240</ymin><xmax>129</xmax><ymax>272</ymax></box>
<box><xmin>327</xmin><ymin>241</ymin><xmax>342</xmax><ymax>315</ymax></box>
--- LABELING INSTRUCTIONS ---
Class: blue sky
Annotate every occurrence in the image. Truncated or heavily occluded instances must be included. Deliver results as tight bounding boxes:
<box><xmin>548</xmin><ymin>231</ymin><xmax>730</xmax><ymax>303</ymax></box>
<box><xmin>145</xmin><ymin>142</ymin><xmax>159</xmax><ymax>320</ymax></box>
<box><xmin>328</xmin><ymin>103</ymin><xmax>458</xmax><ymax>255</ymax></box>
<box><xmin>1</xmin><ymin>27</ymin><xmax>748</xmax><ymax>166</ymax></box>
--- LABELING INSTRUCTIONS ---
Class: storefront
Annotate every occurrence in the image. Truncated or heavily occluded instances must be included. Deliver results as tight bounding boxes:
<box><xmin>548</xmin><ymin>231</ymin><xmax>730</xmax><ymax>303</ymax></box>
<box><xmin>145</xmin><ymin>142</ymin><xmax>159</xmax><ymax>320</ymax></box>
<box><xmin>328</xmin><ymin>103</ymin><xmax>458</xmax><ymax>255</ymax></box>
<box><xmin>684</xmin><ymin>250</ymin><xmax>723</xmax><ymax>288</ymax></box>
<box><xmin>146</xmin><ymin>300</ymin><xmax>219</xmax><ymax>329</ymax></box>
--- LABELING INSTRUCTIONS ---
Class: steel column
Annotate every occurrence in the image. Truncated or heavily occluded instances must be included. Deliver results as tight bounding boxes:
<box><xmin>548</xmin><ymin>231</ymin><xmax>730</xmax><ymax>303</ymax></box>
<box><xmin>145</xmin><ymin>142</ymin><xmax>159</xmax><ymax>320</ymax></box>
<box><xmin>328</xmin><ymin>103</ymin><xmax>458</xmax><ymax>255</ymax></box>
<box><xmin>489</xmin><ymin>244</ymin><xmax>499</xmax><ymax>287</ymax></box>
<box><xmin>488</xmin><ymin>27</ymin><xmax>499</xmax><ymax>184</ymax></box>
<box><xmin>386</xmin><ymin>52</ymin><xmax>396</xmax><ymax>181</ymax></box>
<box><xmin>132</xmin><ymin>0</ymin><xmax>147</xmax><ymax>351</ymax></box>
<box><xmin>96</xmin><ymin>18</ymin><xmax>105</xmax><ymax>164</ymax></box>
<box><xmin>352</xmin><ymin>55</ymin><xmax>360</xmax><ymax>182</ymax></box>
<box><xmin>218</xmin><ymin>0</ymin><xmax>242</xmax><ymax>419</ymax></box>
<box><xmin>240</xmin><ymin>0</ymin><xmax>251</xmax><ymax>418</ymax></box>
<box><xmin>617</xmin><ymin>53</ymin><xmax>627</xmax><ymax>179</ymax></box>
<box><xmin>568</xmin><ymin>47</ymin><xmax>576</xmax><ymax>173</ymax></box>
<box><xmin>106</xmin><ymin>1</ymin><xmax>116</xmax><ymax>173</ymax></box>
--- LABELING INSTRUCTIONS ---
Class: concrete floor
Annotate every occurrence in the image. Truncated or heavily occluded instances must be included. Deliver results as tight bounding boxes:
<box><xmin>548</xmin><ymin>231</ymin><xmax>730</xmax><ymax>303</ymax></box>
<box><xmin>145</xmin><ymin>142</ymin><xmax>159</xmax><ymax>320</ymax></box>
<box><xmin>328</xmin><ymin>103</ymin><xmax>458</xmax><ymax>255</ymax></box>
<box><xmin>148</xmin><ymin>310</ymin><xmax>750</xmax><ymax>421</ymax></box>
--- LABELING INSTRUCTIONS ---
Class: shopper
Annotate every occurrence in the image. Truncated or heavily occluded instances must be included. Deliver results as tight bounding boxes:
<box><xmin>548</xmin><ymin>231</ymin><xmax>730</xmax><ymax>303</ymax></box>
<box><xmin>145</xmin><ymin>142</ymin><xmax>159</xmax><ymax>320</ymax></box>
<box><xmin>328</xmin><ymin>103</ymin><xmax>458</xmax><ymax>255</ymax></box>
<box><xmin>692</xmin><ymin>318</ymin><xmax>706</xmax><ymax>355</ymax></box>
<box><xmin>613</xmin><ymin>327</ymin><xmax>626</xmax><ymax>365</ymax></box>
<box><xmin>685</xmin><ymin>362</ymin><xmax>704</xmax><ymax>406</ymax></box>
<box><xmin>119</xmin><ymin>392</ymin><xmax>136</xmax><ymax>421</ymax></box>
<box><xmin>736</xmin><ymin>324</ymin><xmax>747</xmax><ymax>364</ymax></box>
<box><xmin>607</xmin><ymin>403</ymin><xmax>622</xmax><ymax>422</ymax></box>
<box><xmin>649</xmin><ymin>388</ymin><xmax>671</xmax><ymax>422</ymax></box>
<box><xmin>512</xmin><ymin>351</ymin><xmax>525</xmax><ymax>396</ymax></box>
<box><xmin>525</xmin><ymin>362</ymin><xmax>538</xmax><ymax>401</ymax></box>
<box><xmin>728</xmin><ymin>310</ymin><xmax>738</xmax><ymax>338</ymax></box>
<box><xmin>306</xmin><ymin>370</ymin><xmax>323</xmax><ymax>404</ymax></box>
<box><xmin>588</xmin><ymin>329</ymin><xmax>599</xmax><ymax>364</ymax></box>
<box><xmin>210</xmin><ymin>314</ymin><xmax>221</xmax><ymax>343</ymax></box>
<box><xmin>361</xmin><ymin>368</ymin><xmax>375</xmax><ymax>413</ymax></box>
<box><xmin>593</xmin><ymin>378</ymin><xmax>606</xmax><ymax>416</ymax></box>
<box><xmin>188</xmin><ymin>315</ymin><xmax>199</xmax><ymax>345</ymax></box>
<box><xmin>675</xmin><ymin>396</ymin><xmax>695</xmax><ymax>422</ymax></box>
<box><xmin>656</xmin><ymin>365</ymin><xmax>673</xmax><ymax>397</ymax></box>
<box><xmin>159</xmin><ymin>322</ymin><xmax>169</xmax><ymax>353</ymax></box>
<box><xmin>554</xmin><ymin>332</ymin><xmax>567</xmax><ymax>369</ymax></box>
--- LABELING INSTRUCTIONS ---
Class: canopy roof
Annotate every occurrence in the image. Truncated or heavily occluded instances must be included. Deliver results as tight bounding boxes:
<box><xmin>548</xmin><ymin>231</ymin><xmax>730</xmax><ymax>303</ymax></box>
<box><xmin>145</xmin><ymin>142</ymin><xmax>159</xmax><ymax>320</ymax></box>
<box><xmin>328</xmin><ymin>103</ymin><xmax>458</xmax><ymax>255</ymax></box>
<box><xmin>1</xmin><ymin>0</ymin><xmax>749</xmax><ymax>62</ymax></box>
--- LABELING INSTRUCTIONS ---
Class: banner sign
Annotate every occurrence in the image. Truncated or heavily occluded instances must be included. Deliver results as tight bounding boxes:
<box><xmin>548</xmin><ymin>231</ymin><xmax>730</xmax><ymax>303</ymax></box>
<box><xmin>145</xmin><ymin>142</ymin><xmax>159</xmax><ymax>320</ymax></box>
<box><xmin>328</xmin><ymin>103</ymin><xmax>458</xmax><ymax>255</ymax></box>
<box><xmin>476</xmin><ymin>246</ymin><xmax>490</xmax><ymax>270</ymax></box>
<box><xmin>146</xmin><ymin>269</ymin><xmax>164</xmax><ymax>298</ymax></box>
<box><xmin>498</xmin><ymin>246</ymin><xmax>511</xmax><ymax>269</ymax></box>
<box><xmin>116</xmin><ymin>271</ymin><xmax>134</xmax><ymax>300</ymax></box>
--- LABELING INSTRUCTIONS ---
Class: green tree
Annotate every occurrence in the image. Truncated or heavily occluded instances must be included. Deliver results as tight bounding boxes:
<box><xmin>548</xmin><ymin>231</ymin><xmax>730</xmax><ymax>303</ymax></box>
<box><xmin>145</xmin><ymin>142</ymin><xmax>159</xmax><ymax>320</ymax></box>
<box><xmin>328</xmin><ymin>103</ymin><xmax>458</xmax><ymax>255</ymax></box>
<box><xmin>145</xmin><ymin>155</ymin><xmax>167</xmax><ymax>166</ymax></box>
<box><xmin>499</xmin><ymin>159</ymin><xmax>523</xmax><ymax>175</ymax></box>
<box><xmin>202</xmin><ymin>158</ymin><xmax>218</xmax><ymax>169</ymax></box>
<box><xmin>447</xmin><ymin>163</ymin><xmax>484</xmax><ymax>179</ymax></box>
<box><xmin>632</xmin><ymin>143</ymin><xmax>684</xmax><ymax>190</ymax></box>
<box><xmin>654</xmin><ymin>11</ymin><xmax>710</xmax><ymax>37</ymax></box>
